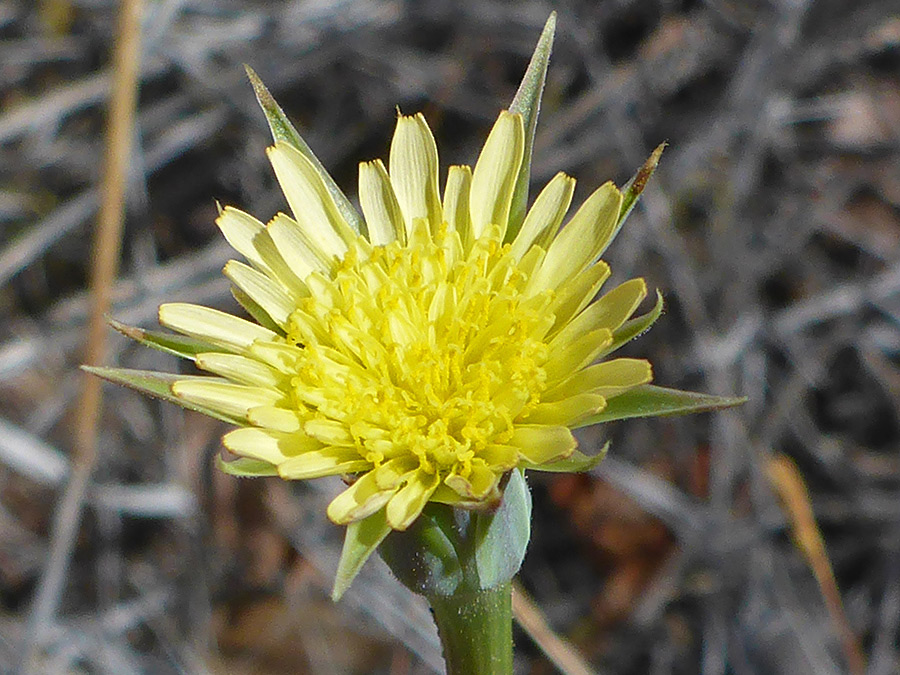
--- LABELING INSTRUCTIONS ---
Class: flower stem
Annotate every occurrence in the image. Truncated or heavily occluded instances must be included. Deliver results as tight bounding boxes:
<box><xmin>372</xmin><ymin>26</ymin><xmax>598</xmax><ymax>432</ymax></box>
<box><xmin>428</xmin><ymin>581</ymin><xmax>513</xmax><ymax>675</ymax></box>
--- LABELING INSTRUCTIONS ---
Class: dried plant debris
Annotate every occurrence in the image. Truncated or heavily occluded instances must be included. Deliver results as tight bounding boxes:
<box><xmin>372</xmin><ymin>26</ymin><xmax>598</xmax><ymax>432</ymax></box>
<box><xmin>1</xmin><ymin>1</ymin><xmax>898</xmax><ymax>673</ymax></box>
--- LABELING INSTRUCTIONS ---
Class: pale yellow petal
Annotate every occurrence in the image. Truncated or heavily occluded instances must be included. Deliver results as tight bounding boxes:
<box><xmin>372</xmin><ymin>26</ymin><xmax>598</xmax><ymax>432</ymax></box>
<box><xmin>544</xmin><ymin>358</ymin><xmax>653</xmax><ymax>400</ymax></box>
<box><xmin>159</xmin><ymin>303</ymin><xmax>276</xmax><ymax>352</ymax></box>
<box><xmin>530</xmin><ymin>182</ymin><xmax>623</xmax><ymax>292</ymax></box>
<box><xmin>373</xmin><ymin>457</ymin><xmax>418</xmax><ymax>490</ymax></box>
<box><xmin>215</xmin><ymin>207</ymin><xmax>270</xmax><ymax>273</ymax></box>
<box><xmin>522</xmin><ymin>393</ymin><xmax>606</xmax><ymax>427</ymax></box>
<box><xmin>277</xmin><ymin>447</ymin><xmax>369</xmax><ymax>480</ymax></box>
<box><xmin>223</xmin><ymin>260</ymin><xmax>295</xmax><ymax>327</ymax></box>
<box><xmin>247</xmin><ymin>406</ymin><xmax>304</xmax><ymax>432</ymax></box>
<box><xmin>550</xmin><ymin>278</ymin><xmax>647</xmax><ymax>347</ymax></box>
<box><xmin>509</xmin><ymin>425</ymin><xmax>577</xmax><ymax>465</ymax></box>
<box><xmin>223</xmin><ymin>427</ymin><xmax>323</xmax><ymax>464</ymax></box>
<box><xmin>444</xmin><ymin>460</ymin><xmax>500</xmax><ymax>500</ymax></box>
<box><xmin>328</xmin><ymin>475</ymin><xmax>394</xmax><ymax>524</ymax></box>
<box><xmin>515</xmin><ymin>244</ymin><xmax>546</xmax><ymax>286</ymax></box>
<box><xmin>586</xmin><ymin>278</ymin><xmax>648</xmax><ymax>329</ymax></box>
<box><xmin>442</xmin><ymin>165</ymin><xmax>472</xmax><ymax>243</ymax></box>
<box><xmin>246</xmin><ymin>341</ymin><xmax>305</xmax><ymax>374</ymax></box>
<box><xmin>244</xmin><ymin>227</ymin><xmax>310</xmax><ymax>299</ymax></box>
<box><xmin>359</xmin><ymin>159</ymin><xmax>405</xmax><ymax>246</ymax></box>
<box><xmin>385</xmin><ymin>469</ymin><xmax>440</xmax><ymax>530</ymax></box>
<box><xmin>469</xmin><ymin>111</ymin><xmax>525</xmax><ymax>241</ymax></box>
<box><xmin>267</xmin><ymin>212</ymin><xmax>335</xmax><ymax>278</ymax></box>
<box><xmin>285</xmin><ymin>308</ymin><xmax>331</xmax><ymax>347</ymax></box>
<box><xmin>194</xmin><ymin>352</ymin><xmax>283</xmax><ymax>388</ymax></box>
<box><xmin>427</xmin><ymin>280</ymin><xmax>455</xmax><ymax>326</ymax></box>
<box><xmin>429</xmin><ymin>484</ymin><xmax>477</xmax><ymax>506</ymax></box>
<box><xmin>509</xmin><ymin>172</ymin><xmax>575</xmax><ymax>261</ymax></box>
<box><xmin>267</xmin><ymin>141</ymin><xmax>354</xmax><ymax>253</ymax></box>
<box><xmin>172</xmin><ymin>379</ymin><xmax>283</xmax><ymax>419</ymax></box>
<box><xmin>478</xmin><ymin>444</ymin><xmax>520</xmax><ymax>470</ymax></box>
<box><xmin>304</xmin><ymin>418</ymin><xmax>353</xmax><ymax>446</ymax></box>
<box><xmin>545</xmin><ymin>260</ymin><xmax>610</xmax><ymax>332</ymax></box>
<box><xmin>544</xmin><ymin>327</ymin><xmax>613</xmax><ymax>384</ymax></box>
<box><xmin>389</xmin><ymin>113</ymin><xmax>442</xmax><ymax>236</ymax></box>
<box><xmin>491</xmin><ymin>386</ymin><xmax>531</xmax><ymax>422</ymax></box>
<box><xmin>327</xmin><ymin>458</ymin><xmax>415</xmax><ymax>524</ymax></box>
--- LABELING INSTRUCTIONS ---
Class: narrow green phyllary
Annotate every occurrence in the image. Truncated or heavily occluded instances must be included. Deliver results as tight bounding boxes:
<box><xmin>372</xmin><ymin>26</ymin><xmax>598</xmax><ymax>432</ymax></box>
<box><xmin>87</xmin><ymin>12</ymin><xmax>744</xmax><ymax>673</ymax></box>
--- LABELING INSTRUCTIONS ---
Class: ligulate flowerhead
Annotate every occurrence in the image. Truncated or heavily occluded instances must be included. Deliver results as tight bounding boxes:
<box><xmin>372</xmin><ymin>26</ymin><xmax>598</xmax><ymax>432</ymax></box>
<box><xmin>88</xmin><ymin>14</ymin><xmax>743</xmax><ymax>600</ymax></box>
<box><xmin>154</xmin><ymin>107</ymin><xmax>656</xmax><ymax>532</ymax></box>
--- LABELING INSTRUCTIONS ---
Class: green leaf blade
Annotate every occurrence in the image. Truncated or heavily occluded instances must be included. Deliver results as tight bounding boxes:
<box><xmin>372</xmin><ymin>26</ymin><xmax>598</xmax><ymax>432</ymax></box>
<box><xmin>506</xmin><ymin>12</ymin><xmax>556</xmax><ymax>241</ymax></box>
<box><xmin>579</xmin><ymin>385</ymin><xmax>747</xmax><ymax>427</ymax></box>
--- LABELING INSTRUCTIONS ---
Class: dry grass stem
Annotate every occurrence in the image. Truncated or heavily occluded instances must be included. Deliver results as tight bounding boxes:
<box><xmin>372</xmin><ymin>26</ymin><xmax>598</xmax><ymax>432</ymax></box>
<box><xmin>766</xmin><ymin>455</ymin><xmax>867</xmax><ymax>675</ymax></box>
<box><xmin>512</xmin><ymin>581</ymin><xmax>597</xmax><ymax>675</ymax></box>
<box><xmin>18</xmin><ymin>0</ymin><xmax>144</xmax><ymax>669</ymax></box>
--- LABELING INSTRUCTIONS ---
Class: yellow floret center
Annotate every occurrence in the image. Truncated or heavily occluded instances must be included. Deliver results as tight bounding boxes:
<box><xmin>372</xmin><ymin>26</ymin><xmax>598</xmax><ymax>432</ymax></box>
<box><xmin>285</xmin><ymin>222</ymin><xmax>555</xmax><ymax>481</ymax></box>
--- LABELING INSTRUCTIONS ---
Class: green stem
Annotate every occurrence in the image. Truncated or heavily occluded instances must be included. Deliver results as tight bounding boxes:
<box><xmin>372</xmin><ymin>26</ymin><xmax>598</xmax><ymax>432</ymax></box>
<box><xmin>428</xmin><ymin>581</ymin><xmax>513</xmax><ymax>675</ymax></box>
<box><xmin>378</xmin><ymin>481</ymin><xmax>530</xmax><ymax>673</ymax></box>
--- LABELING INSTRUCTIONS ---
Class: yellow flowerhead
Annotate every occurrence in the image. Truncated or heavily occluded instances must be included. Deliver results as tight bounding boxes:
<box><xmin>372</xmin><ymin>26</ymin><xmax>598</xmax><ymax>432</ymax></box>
<box><xmin>153</xmin><ymin>108</ymin><xmax>656</xmax><ymax>532</ymax></box>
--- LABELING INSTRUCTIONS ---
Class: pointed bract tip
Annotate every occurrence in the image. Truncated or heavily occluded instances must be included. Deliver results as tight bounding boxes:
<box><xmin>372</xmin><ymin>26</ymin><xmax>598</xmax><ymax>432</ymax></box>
<box><xmin>244</xmin><ymin>64</ymin><xmax>281</xmax><ymax>114</ymax></box>
<box><xmin>631</xmin><ymin>142</ymin><xmax>666</xmax><ymax>195</ymax></box>
<box><xmin>510</xmin><ymin>13</ymin><xmax>556</xmax><ymax>116</ymax></box>
<box><xmin>243</xmin><ymin>64</ymin><xmax>262</xmax><ymax>88</ymax></box>
<box><xmin>331</xmin><ymin>582</ymin><xmax>347</xmax><ymax>602</ymax></box>
<box><xmin>545</xmin><ymin>11</ymin><xmax>557</xmax><ymax>31</ymax></box>
<box><xmin>538</xmin><ymin>12</ymin><xmax>557</xmax><ymax>55</ymax></box>
<box><xmin>107</xmin><ymin>317</ymin><xmax>143</xmax><ymax>342</ymax></box>
<box><xmin>506</xmin><ymin>11</ymin><xmax>558</xmax><ymax>240</ymax></box>
<box><xmin>647</xmin><ymin>141</ymin><xmax>667</xmax><ymax>169</ymax></box>
<box><xmin>615</xmin><ymin>141</ymin><xmax>667</xmax><ymax>228</ymax></box>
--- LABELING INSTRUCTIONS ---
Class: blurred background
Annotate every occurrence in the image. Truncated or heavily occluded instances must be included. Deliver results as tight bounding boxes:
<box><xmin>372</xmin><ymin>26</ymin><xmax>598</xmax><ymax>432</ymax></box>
<box><xmin>1</xmin><ymin>0</ymin><xmax>899</xmax><ymax>673</ymax></box>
